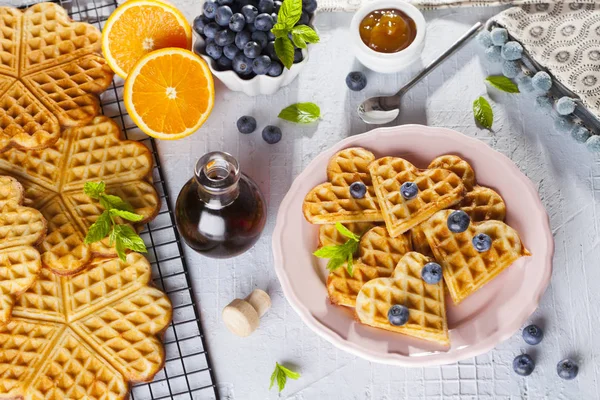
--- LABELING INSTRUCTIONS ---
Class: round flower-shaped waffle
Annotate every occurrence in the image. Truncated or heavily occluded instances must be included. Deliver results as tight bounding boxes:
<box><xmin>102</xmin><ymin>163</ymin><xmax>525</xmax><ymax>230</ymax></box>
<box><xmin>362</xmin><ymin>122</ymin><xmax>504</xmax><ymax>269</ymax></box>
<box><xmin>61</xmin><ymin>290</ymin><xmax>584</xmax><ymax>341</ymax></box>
<box><xmin>0</xmin><ymin>253</ymin><xmax>172</xmax><ymax>399</ymax></box>
<box><xmin>0</xmin><ymin>115</ymin><xmax>160</xmax><ymax>276</ymax></box>
<box><xmin>0</xmin><ymin>2</ymin><xmax>114</xmax><ymax>152</ymax></box>
<box><xmin>0</xmin><ymin>175</ymin><xmax>46</xmax><ymax>328</ymax></box>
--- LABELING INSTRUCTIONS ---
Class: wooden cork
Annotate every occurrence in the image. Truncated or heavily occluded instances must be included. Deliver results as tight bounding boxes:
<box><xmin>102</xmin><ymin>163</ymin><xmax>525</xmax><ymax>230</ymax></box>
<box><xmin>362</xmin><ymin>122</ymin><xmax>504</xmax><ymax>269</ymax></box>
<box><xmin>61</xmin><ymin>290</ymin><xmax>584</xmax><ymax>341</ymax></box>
<box><xmin>222</xmin><ymin>289</ymin><xmax>271</xmax><ymax>337</ymax></box>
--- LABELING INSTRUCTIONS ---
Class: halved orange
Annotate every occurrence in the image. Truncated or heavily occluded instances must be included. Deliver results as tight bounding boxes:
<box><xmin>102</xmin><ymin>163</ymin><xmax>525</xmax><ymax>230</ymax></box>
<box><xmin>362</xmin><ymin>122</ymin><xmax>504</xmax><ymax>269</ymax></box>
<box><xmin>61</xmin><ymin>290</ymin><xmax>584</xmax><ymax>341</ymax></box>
<box><xmin>124</xmin><ymin>48</ymin><xmax>215</xmax><ymax>140</ymax></box>
<box><xmin>102</xmin><ymin>0</ymin><xmax>192</xmax><ymax>78</ymax></box>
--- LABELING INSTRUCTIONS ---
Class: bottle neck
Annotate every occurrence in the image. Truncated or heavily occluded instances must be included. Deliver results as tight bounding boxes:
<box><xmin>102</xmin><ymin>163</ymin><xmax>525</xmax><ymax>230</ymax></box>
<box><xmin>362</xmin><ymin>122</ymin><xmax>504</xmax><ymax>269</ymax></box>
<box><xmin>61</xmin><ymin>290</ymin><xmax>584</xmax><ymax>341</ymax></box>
<box><xmin>194</xmin><ymin>152</ymin><xmax>241</xmax><ymax>209</ymax></box>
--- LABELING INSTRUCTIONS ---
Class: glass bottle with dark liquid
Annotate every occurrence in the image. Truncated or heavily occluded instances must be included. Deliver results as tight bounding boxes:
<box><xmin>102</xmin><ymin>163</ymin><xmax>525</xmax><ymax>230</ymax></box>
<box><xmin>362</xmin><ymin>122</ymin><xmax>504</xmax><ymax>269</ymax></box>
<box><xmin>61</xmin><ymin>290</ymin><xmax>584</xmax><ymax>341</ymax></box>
<box><xmin>175</xmin><ymin>152</ymin><xmax>267</xmax><ymax>258</ymax></box>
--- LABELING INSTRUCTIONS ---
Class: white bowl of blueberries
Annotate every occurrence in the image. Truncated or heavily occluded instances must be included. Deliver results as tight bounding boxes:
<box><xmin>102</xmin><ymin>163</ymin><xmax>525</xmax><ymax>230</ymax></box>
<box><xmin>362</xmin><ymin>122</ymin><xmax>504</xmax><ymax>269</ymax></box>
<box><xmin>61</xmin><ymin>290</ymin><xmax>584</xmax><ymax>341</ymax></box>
<box><xmin>193</xmin><ymin>0</ymin><xmax>317</xmax><ymax>96</ymax></box>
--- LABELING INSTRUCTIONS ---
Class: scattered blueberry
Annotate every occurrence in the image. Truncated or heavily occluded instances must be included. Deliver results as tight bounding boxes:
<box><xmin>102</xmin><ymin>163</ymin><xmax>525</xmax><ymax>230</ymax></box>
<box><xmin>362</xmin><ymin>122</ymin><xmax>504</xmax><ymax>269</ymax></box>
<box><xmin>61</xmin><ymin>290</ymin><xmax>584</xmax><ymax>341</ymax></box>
<box><xmin>294</xmin><ymin>48</ymin><xmax>303</xmax><ymax>63</ymax></box>
<box><xmin>223</xmin><ymin>44</ymin><xmax>239</xmax><ymax>60</ymax></box>
<box><xmin>258</xmin><ymin>0</ymin><xmax>274</xmax><ymax>14</ymax></box>
<box><xmin>387</xmin><ymin>304</ymin><xmax>409</xmax><ymax>326</ymax></box>
<box><xmin>303</xmin><ymin>0</ymin><xmax>318</xmax><ymax>13</ymax></box>
<box><xmin>490</xmin><ymin>27</ymin><xmax>508</xmax><ymax>46</ymax></box>
<box><xmin>252</xmin><ymin>55</ymin><xmax>272</xmax><ymax>74</ymax></box>
<box><xmin>214</xmin><ymin>29</ymin><xmax>235</xmax><ymax>46</ymax></box>
<box><xmin>571</xmin><ymin>126</ymin><xmax>591</xmax><ymax>143</ymax></box>
<box><xmin>205</xmin><ymin>41</ymin><xmax>223</xmax><ymax>60</ymax></box>
<box><xmin>400</xmin><ymin>182</ymin><xmax>418</xmax><ymax>200</ymax></box>
<box><xmin>229</xmin><ymin>13</ymin><xmax>246</xmax><ymax>32</ymax></box>
<box><xmin>421</xmin><ymin>262</ymin><xmax>443</xmax><ymax>284</ymax></box>
<box><xmin>203</xmin><ymin>1</ymin><xmax>218</xmax><ymax>19</ymax></box>
<box><xmin>274</xmin><ymin>0</ymin><xmax>282</xmax><ymax>13</ymax></box>
<box><xmin>501</xmin><ymin>41</ymin><xmax>523</xmax><ymax>61</ymax></box>
<box><xmin>232</xmin><ymin>53</ymin><xmax>253</xmax><ymax>76</ymax></box>
<box><xmin>531</xmin><ymin>71</ymin><xmax>552</xmax><ymax>93</ymax></box>
<box><xmin>557</xmin><ymin>359</ymin><xmax>579</xmax><ymax>380</ymax></box>
<box><xmin>237</xmin><ymin>116</ymin><xmax>257</xmax><ymax>134</ymax></box>
<box><xmin>215</xmin><ymin>6</ymin><xmax>233</xmax><ymax>27</ymax></box>
<box><xmin>203</xmin><ymin>22</ymin><xmax>220</xmax><ymax>39</ymax></box>
<box><xmin>476</xmin><ymin>30</ymin><xmax>493</xmax><ymax>48</ymax></box>
<box><xmin>556</xmin><ymin>97</ymin><xmax>576</xmax><ymax>115</ymax></box>
<box><xmin>522</xmin><ymin>324</ymin><xmax>543</xmax><ymax>345</ymax></box>
<box><xmin>349</xmin><ymin>182</ymin><xmax>367</xmax><ymax>199</ymax></box>
<box><xmin>241</xmin><ymin>4</ymin><xmax>258</xmax><ymax>23</ymax></box>
<box><xmin>586</xmin><ymin>135</ymin><xmax>600</xmax><ymax>152</ymax></box>
<box><xmin>535</xmin><ymin>96</ymin><xmax>553</xmax><ymax>115</ymax></box>
<box><xmin>267</xmin><ymin>60</ymin><xmax>283</xmax><ymax>77</ymax></box>
<box><xmin>216</xmin><ymin>55</ymin><xmax>232</xmax><ymax>70</ymax></box>
<box><xmin>472</xmin><ymin>233</ymin><xmax>492</xmax><ymax>252</ymax></box>
<box><xmin>235</xmin><ymin>30</ymin><xmax>252</xmax><ymax>49</ymax></box>
<box><xmin>217</xmin><ymin>0</ymin><xmax>233</xmax><ymax>5</ymax></box>
<box><xmin>262</xmin><ymin>125</ymin><xmax>282</xmax><ymax>144</ymax></box>
<box><xmin>251</xmin><ymin>31</ymin><xmax>268</xmax><ymax>48</ymax></box>
<box><xmin>193</xmin><ymin>15</ymin><xmax>209</xmax><ymax>35</ymax></box>
<box><xmin>297</xmin><ymin>11</ymin><xmax>310</xmax><ymax>26</ymax></box>
<box><xmin>345</xmin><ymin>71</ymin><xmax>367</xmax><ymax>91</ymax></box>
<box><xmin>502</xmin><ymin>60</ymin><xmax>521</xmax><ymax>78</ymax></box>
<box><xmin>485</xmin><ymin>45</ymin><xmax>502</xmax><ymax>63</ymax></box>
<box><xmin>554</xmin><ymin>116</ymin><xmax>574</xmax><ymax>134</ymax></box>
<box><xmin>517</xmin><ymin>76</ymin><xmax>534</xmax><ymax>93</ymax></box>
<box><xmin>447</xmin><ymin>210</ymin><xmax>470</xmax><ymax>233</ymax></box>
<box><xmin>513</xmin><ymin>354</ymin><xmax>535</xmax><ymax>376</ymax></box>
<box><xmin>243</xmin><ymin>41</ymin><xmax>262</xmax><ymax>58</ymax></box>
<box><xmin>254</xmin><ymin>13</ymin><xmax>274</xmax><ymax>31</ymax></box>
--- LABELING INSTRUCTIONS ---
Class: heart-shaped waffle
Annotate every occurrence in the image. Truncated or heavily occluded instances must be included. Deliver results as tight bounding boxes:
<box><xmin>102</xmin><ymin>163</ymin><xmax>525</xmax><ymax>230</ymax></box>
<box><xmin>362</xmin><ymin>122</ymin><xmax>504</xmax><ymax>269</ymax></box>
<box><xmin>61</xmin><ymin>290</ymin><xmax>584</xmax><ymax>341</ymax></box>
<box><xmin>355</xmin><ymin>251</ymin><xmax>449</xmax><ymax>345</ymax></box>
<box><xmin>326</xmin><ymin>226</ymin><xmax>411</xmax><ymax>307</ymax></box>
<box><xmin>0</xmin><ymin>3</ymin><xmax>113</xmax><ymax>153</ymax></box>
<box><xmin>303</xmin><ymin>147</ymin><xmax>383</xmax><ymax>224</ymax></box>
<box><xmin>422</xmin><ymin>209</ymin><xmax>530</xmax><ymax>304</ymax></box>
<box><xmin>2</xmin><ymin>253</ymin><xmax>171</xmax><ymax>399</ymax></box>
<box><xmin>318</xmin><ymin>222</ymin><xmax>378</xmax><ymax>247</ymax></box>
<box><xmin>0</xmin><ymin>175</ymin><xmax>46</xmax><ymax>328</ymax></box>
<box><xmin>0</xmin><ymin>116</ymin><xmax>159</xmax><ymax>275</ymax></box>
<box><xmin>369</xmin><ymin>157</ymin><xmax>465</xmax><ymax>237</ymax></box>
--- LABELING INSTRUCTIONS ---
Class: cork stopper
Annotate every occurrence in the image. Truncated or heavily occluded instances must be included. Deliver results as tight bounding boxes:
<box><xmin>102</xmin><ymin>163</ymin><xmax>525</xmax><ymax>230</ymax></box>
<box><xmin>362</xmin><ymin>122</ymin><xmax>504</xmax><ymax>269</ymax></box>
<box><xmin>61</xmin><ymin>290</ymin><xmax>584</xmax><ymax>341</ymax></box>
<box><xmin>222</xmin><ymin>289</ymin><xmax>271</xmax><ymax>337</ymax></box>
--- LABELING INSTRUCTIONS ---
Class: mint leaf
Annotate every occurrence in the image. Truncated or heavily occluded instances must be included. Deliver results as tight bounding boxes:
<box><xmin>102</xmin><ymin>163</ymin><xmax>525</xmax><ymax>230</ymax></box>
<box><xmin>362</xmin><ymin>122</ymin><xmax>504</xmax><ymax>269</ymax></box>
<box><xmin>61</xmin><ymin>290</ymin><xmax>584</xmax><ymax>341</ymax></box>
<box><xmin>313</xmin><ymin>245</ymin><xmax>344</xmax><ymax>258</ymax></box>
<box><xmin>269</xmin><ymin>363</ymin><xmax>299</xmax><ymax>392</ymax></box>
<box><xmin>113</xmin><ymin>224</ymin><xmax>147</xmax><ymax>253</ymax></box>
<box><xmin>277</xmin><ymin>0</ymin><xmax>302</xmax><ymax>29</ymax></box>
<box><xmin>346</xmin><ymin>254</ymin><xmax>354</xmax><ymax>277</ymax></box>
<box><xmin>473</xmin><ymin>96</ymin><xmax>493</xmax><ymax>130</ymax></box>
<box><xmin>278</xmin><ymin>364</ymin><xmax>300</xmax><ymax>380</ymax></box>
<box><xmin>485</xmin><ymin>76</ymin><xmax>519</xmax><ymax>93</ymax></box>
<box><xmin>278</xmin><ymin>102</ymin><xmax>320</xmax><ymax>124</ymax></box>
<box><xmin>269</xmin><ymin>367</ymin><xmax>277</xmax><ymax>390</ymax></box>
<box><xmin>109</xmin><ymin>208</ymin><xmax>144</xmax><ymax>222</ymax></box>
<box><xmin>291</xmin><ymin>33</ymin><xmax>306</xmax><ymax>49</ymax></box>
<box><xmin>84</xmin><ymin>181</ymin><xmax>105</xmax><ymax>200</ymax></box>
<box><xmin>115</xmin><ymin>235</ymin><xmax>127</xmax><ymax>261</ymax></box>
<box><xmin>271</xmin><ymin>23</ymin><xmax>288</xmax><ymax>38</ymax></box>
<box><xmin>335</xmin><ymin>222</ymin><xmax>360</xmax><ymax>241</ymax></box>
<box><xmin>84</xmin><ymin>211</ymin><xmax>111</xmax><ymax>244</ymax></box>
<box><xmin>326</xmin><ymin>257</ymin><xmax>347</xmax><ymax>272</ymax></box>
<box><xmin>314</xmin><ymin>225</ymin><xmax>360</xmax><ymax>276</ymax></box>
<box><xmin>274</xmin><ymin>37</ymin><xmax>295</xmax><ymax>69</ymax></box>
<box><xmin>100</xmin><ymin>193</ymin><xmax>135</xmax><ymax>212</ymax></box>
<box><xmin>291</xmin><ymin>25</ymin><xmax>319</xmax><ymax>45</ymax></box>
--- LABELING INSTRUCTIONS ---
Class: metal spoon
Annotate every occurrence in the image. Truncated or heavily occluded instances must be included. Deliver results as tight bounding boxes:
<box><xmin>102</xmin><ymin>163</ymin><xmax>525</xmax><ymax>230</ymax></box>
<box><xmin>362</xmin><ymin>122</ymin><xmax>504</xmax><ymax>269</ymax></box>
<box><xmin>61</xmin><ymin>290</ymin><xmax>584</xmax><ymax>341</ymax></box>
<box><xmin>358</xmin><ymin>22</ymin><xmax>484</xmax><ymax>125</ymax></box>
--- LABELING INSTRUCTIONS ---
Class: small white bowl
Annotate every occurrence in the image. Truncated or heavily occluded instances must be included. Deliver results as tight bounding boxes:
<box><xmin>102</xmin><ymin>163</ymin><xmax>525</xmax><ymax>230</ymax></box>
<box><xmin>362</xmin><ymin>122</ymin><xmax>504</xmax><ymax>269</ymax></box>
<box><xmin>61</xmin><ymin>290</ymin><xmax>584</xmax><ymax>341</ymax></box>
<box><xmin>193</xmin><ymin>34</ymin><xmax>309</xmax><ymax>97</ymax></box>
<box><xmin>350</xmin><ymin>0</ymin><xmax>426</xmax><ymax>74</ymax></box>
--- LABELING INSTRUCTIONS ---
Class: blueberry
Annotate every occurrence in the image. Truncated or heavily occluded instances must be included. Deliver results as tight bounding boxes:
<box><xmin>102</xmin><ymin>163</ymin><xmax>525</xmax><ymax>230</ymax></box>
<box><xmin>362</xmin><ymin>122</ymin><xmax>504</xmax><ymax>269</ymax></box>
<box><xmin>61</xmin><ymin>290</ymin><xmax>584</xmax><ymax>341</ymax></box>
<box><xmin>232</xmin><ymin>53</ymin><xmax>253</xmax><ymax>76</ymax></box>
<box><xmin>557</xmin><ymin>359</ymin><xmax>579</xmax><ymax>380</ymax></box>
<box><xmin>214</xmin><ymin>29</ymin><xmax>235</xmax><ymax>46</ymax></box>
<box><xmin>229</xmin><ymin>13</ymin><xmax>246</xmax><ymax>32</ymax></box>
<box><xmin>517</xmin><ymin>76</ymin><xmax>534</xmax><ymax>93</ymax></box>
<box><xmin>215</xmin><ymin>6</ymin><xmax>233</xmax><ymax>27</ymax></box>
<box><xmin>203</xmin><ymin>1</ymin><xmax>218</xmax><ymax>19</ymax></box>
<box><xmin>216</xmin><ymin>55</ymin><xmax>232</xmax><ymax>70</ymax></box>
<box><xmin>265</xmin><ymin>41</ymin><xmax>277</xmax><ymax>59</ymax></box>
<box><xmin>472</xmin><ymin>233</ymin><xmax>492</xmax><ymax>252</ymax></box>
<box><xmin>535</xmin><ymin>96</ymin><xmax>553</xmax><ymax>115</ymax></box>
<box><xmin>193</xmin><ymin>15</ymin><xmax>209</xmax><ymax>35</ymax></box>
<box><xmin>447</xmin><ymin>210</ymin><xmax>470</xmax><ymax>233</ymax></box>
<box><xmin>296</xmin><ymin>11</ymin><xmax>310</xmax><ymax>26</ymax></box>
<box><xmin>241</xmin><ymin>5</ymin><xmax>258</xmax><ymax>23</ymax></box>
<box><xmin>217</xmin><ymin>0</ymin><xmax>233</xmax><ymax>5</ymax></box>
<box><xmin>345</xmin><ymin>71</ymin><xmax>367</xmax><ymax>91</ymax></box>
<box><xmin>294</xmin><ymin>48</ymin><xmax>303</xmax><ymax>63</ymax></box>
<box><xmin>571</xmin><ymin>126</ymin><xmax>591</xmax><ymax>143</ymax></box>
<box><xmin>554</xmin><ymin>116</ymin><xmax>574</xmax><ymax>134</ymax></box>
<box><xmin>502</xmin><ymin>60</ymin><xmax>521</xmax><ymax>78</ymax></box>
<box><xmin>513</xmin><ymin>354</ymin><xmax>535</xmax><ymax>376</ymax></box>
<box><xmin>237</xmin><ymin>116</ymin><xmax>257</xmax><ymax>134</ymax></box>
<box><xmin>223</xmin><ymin>44</ymin><xmax>239</xmax><ymax>60</ymax></box>
<box><xmin>252</xmin><ymin>55</ymin><xmax>272</xmax><ymax>74</ymax></box>
<box><xmin>349</xmin><ymin>182</ymin><xmax>367</xmax><ymax>199</ymax></box>
<box><xmin>267</xmin><ymin>31</ymin><xmax>276</xmax><ymax>41</ymax></box>
<box><xmin>254</xmin><ymin>13</ymin><xmax>274</xmax><ymax>31</ymax></box>
<box><xmin>586</xmin><ymin>135</ymin><xmax>600</xmax><ymax>152</ymax></box>
<box><xmin>421</xmin><ymin>262</ymin><xmax>442</xmax><ymax>284</ymax></box>
<box><xmin>501</xmin><ymin>41</ymin><xmax>523</xmax><ymax>61</ymax></box>
<box><xmin>251</xmin><ymin>31</ymin><xmax>268</xmax><ymax>48</ymax></box>
<box><xmin>490</xmin><ymin>27</ymin><xmax>508</xmax><ymax>46</ymax></box>
<box><xmin>531</xmin><ymin>71</ymin><xmax>552</xmax><ymax>93</ymax></box>
<box><xmin>274</xmin><ymin>0</ymin><xmax>282</xmax><ymax>13</ymax></box>
<box><xmin>271</xmin><ymin>12</ymin><xmax>278</xmax><ymax>23</ymax></box>
<box><xmin>400</xmin><ymin>182</ymin><xmax>418</xmax><ymax>200</ymax></box>
<box><xmin>387</xmin><ymin>304</ymin><xmax>409</xmax><ymax>326</ymax></box>
<box><xmin>243</xmin><ymin>41</ymin><xmax>262</xmax><ymax>58</ymax></box>
<box><xmin>267</xmin><ymin>60</ymin><xmax>283</xmax><ymax>77</ymax></box>
<box><xmin>476</xmin><ymin>30</ymin><xmax>493</xmax><ymax>48</ymax></box>
<box><xmin>262</xmin><ymin>125</ymin><xmax>282</xmax><ymax>144</ymax></box>
<box><xmin>556</xmin><ymin>97</ymin><xmax>576</xmax><ymax>115</ymax></box>
<box><xmin>485</xmin><ymin>45</ymin><xmax>502</xmax><ymax>63</ymax></box>
<box><xmin>303</xmin><ymin>0</ymin><xmax>317</xmax><ymax>13</ymax></box>
<box><xmin>203</xmin><ymin>22</ymin><xmax>220</xmax><ymax>39</ymax></box>
<box><xmin>205</xmin><ymin>41</ymin><xmax>223</xmax><ymax>60</ymax></box>
<box><xmin>235</xmin><ymin>30</ymin><xmax>252</xmax><ymax>49</ymax></box>
<box><xmin>247</xmin><ymin>23</ymin><xmax>257</xmax><ymax>32</ymax></box>
<box><xmin>522</xmin><ymin>324</ymin><xmax>543</xmax><ymax>345</ymax></box>
<box><xmin>258</xmin><ymin>0</ymin><xmax>274</xmax><ymax>14</ymax></box>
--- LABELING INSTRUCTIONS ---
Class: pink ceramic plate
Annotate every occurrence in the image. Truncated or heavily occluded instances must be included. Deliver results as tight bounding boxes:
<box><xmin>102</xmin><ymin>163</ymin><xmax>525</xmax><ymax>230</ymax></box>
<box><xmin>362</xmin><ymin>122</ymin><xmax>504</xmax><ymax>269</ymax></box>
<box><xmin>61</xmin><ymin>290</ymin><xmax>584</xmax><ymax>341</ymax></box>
<box><xmin>272</xmin><ymin>125</ymin><xmax>553</xmax><ymax>366</ymax></box>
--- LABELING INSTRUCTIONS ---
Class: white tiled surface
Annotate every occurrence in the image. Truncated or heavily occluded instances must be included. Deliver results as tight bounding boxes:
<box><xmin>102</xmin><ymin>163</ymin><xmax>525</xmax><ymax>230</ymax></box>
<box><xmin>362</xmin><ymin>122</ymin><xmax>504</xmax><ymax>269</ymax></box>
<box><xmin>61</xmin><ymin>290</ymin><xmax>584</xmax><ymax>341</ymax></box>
<box><xmin>158</xmin><ymin>3</ymin><xmax>599</xmax><ymax>399</ymax></box>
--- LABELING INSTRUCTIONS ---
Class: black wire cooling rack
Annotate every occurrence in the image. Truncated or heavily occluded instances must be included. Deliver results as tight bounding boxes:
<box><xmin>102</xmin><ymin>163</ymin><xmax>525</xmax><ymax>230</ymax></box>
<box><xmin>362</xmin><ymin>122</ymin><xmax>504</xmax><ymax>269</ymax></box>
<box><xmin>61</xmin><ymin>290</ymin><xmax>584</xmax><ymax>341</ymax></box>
<box><xmin>18</xmin><ymin>0</ymin><xmax>220</xmax><ymax>398</ymax></box>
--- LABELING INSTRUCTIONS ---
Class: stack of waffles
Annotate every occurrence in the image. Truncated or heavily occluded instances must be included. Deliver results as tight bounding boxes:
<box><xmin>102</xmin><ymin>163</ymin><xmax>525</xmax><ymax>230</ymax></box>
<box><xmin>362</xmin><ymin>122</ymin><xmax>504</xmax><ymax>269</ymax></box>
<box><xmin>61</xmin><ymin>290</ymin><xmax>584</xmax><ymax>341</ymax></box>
<box><xmin>304</xmin><ymin>148</ymin><xmax>530</xmax><ymax>346</ymax></box>
<box><xmin>0</xmin><ymin>3</ymin><xmax>171</xmax><ymax>399</ymax></box>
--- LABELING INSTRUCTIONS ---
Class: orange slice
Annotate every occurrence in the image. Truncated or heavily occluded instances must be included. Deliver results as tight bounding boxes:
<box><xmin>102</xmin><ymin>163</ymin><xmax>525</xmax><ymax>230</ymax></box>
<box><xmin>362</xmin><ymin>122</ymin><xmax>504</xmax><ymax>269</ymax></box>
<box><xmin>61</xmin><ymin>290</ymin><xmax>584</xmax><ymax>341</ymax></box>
<box><xmin>102</xmin><ymin>0</ymin><xmax>192</xmax><ymax>78</ymax></box>
<box><xmin>124</xmin><ymin>48</ymin><xmax>215</xmax><ymax>140</ymax></box>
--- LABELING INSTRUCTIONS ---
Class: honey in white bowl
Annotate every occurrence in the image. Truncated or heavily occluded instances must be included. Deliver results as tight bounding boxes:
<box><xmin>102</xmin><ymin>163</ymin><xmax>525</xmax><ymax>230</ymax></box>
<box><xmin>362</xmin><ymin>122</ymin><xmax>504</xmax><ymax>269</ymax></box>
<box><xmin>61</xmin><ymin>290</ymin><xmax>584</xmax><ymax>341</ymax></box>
<box><xmin>359</xmin><ymin>8</ymin><xmax>417</xmax><ymax>53</ymax></box>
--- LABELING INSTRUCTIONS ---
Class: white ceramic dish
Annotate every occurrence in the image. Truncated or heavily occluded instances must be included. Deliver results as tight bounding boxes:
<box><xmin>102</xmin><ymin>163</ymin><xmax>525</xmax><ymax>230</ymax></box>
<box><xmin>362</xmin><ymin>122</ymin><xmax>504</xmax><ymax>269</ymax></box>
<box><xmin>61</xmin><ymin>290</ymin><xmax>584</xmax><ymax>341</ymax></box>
<box><xmin>272</xmin><ymin>125</ymin><xmax>554</xmax><ymax>366</ymax></box>
<box><xmin>350</xmin><ymin>0</ymin><xmax>426</xmax><ymax>73</ymax></box>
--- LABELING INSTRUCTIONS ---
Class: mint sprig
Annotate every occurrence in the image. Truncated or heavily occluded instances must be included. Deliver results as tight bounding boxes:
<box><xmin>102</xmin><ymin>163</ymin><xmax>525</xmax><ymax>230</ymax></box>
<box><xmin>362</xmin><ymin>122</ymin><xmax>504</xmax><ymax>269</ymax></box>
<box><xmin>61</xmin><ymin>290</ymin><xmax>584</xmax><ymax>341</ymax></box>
<box><xmin>313</xmin><ymin>222</ymin><xmax>360</xmax><ymax>276</ymax></box>
<box><xmin>278</xmin><ymin>102</ymin><xmax>320</xmax><ymax>124</ymax></box>
<box><xmin>83</xmin><ymin>181</ymin><xmax>147</xmax><ymax>261</ymax></box>
<box><xmin>271</xmin><ymin>0</ymin><xmax>319</xmax><ymax>69</ymax></box>
<box><xmin>473</xmin><ymin>96</ymin><xmax>494</xmax><ymax>130</ymax></box>
<box><xmin>269</xmin><ymin>362</ymin><xmax>300</xmax><ymax>392</ymax></box>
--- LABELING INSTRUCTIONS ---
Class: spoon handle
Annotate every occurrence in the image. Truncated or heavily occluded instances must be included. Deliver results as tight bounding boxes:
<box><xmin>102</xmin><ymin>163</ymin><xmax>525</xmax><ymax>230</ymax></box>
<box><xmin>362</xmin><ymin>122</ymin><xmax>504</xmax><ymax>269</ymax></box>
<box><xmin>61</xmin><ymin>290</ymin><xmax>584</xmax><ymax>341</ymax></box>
<box><xmin>398</xmin><ymin>22</ymin><xmax>484</xmax><ymax>95</ymax></box>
